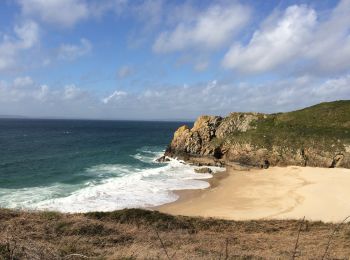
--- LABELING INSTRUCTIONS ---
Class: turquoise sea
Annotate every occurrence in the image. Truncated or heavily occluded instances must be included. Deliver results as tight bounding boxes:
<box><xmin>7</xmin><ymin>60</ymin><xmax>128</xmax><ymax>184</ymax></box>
<box><xmin>0</xmin><ymin>119</ymin><xmax>218</xmax><ymax>212</ymax></box>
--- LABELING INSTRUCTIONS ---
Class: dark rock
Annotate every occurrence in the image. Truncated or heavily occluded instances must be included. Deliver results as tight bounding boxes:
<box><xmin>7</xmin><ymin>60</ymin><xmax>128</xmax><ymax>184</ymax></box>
<box><xmin>156</xmin><ymin>156</ymin><xmax>170</xmax><ymax>163</ymax></box>
<box><xmin>194</xmin><ymin>167</ymin><xmax>213</xmax><ymax>174</ymax></box>
<box><xmin>263</xmin><ymin>160</ymin><xmax>270</xmax><ymax>169</ymax></box>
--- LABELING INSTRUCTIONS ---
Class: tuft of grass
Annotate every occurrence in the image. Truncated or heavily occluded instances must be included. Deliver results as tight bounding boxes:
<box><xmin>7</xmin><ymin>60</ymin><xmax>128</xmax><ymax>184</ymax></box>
<box><xmin>54</xmin><ymin>221</ymin><xmax>72</xmax><ymax>235</ymax></box>
<box><xmin>86</xmin><ymin>208</ymin><xmax>196</xmax><ymax>231</ymax></box>
<box><xmin>39</xmin><ymin>211</ymin><xmax>61</xmax><ymax>221</ymax></box>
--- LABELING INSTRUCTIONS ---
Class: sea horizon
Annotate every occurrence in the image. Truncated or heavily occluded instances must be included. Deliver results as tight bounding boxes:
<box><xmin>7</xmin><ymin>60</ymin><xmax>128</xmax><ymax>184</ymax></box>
<box><xmin>0</xmin><ymin>116</ymin><xmax>196</xmax><ymax>123</ymax></box>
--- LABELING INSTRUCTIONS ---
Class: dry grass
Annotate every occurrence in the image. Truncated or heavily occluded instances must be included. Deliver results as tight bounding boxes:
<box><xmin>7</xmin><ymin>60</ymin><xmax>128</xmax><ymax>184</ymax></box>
<box><xmin>0</xmin><ymin>208</ymin><xmax>350</xmax><ymax>259</ymax></box>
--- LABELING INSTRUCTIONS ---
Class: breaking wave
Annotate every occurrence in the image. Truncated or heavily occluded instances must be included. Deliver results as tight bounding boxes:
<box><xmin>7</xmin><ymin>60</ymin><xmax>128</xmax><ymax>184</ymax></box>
<box><xmin>0</xmin><ymin>146</ymin><xmax>224</xmax><ymax>213</ymax></box>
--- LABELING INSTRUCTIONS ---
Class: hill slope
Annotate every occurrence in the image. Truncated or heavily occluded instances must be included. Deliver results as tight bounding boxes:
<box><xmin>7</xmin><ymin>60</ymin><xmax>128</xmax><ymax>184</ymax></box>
<box><xmin>165</xmin><ymin>100</ymin><xmax>350</xmax><ymax>168</ymax></box>
<box><xmin>1</xmin><ymin>208</ymin><xmax>350</xmax><ymax>259</ymax></box>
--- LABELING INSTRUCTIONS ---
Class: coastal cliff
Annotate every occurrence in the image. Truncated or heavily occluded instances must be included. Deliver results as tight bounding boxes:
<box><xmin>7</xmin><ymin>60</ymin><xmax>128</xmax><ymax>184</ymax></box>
<box><xmin>165</xmin><ymin>100</ymin><xmax>350</xmax><ymax>169</ymax></box>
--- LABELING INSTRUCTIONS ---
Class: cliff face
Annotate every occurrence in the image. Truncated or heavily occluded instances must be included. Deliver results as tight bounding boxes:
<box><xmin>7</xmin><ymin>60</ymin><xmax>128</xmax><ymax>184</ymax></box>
<box><xmin>165</xmin><ymin>101</ymin><xmax>350</xmax><ymax>169</ymax></box>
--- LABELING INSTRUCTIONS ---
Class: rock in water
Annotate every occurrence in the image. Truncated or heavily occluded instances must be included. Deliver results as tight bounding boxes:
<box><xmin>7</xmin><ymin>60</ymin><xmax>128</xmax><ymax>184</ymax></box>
<box><xmin>194</xmin><ymin>167</ymin><xmax>213</xmax><ymax>174</ymax></box>
<box><xmin>156</xmin><ymin>156</ymin><xmax>170</xmax><ymax>163</ymax></box>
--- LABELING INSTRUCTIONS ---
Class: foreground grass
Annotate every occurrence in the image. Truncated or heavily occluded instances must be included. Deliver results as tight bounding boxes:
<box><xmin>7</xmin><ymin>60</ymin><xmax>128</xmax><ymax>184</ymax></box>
<box><xmin>0</xmin><ymin>208</ymin><xmax>350</xmax><ymax>259</ymax></box>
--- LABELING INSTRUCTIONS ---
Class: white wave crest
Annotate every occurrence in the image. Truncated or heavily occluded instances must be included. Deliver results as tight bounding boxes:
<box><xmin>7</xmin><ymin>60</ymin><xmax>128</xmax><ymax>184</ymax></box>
<box><xmin>33</xmin><ymin>159</ymin><xmax>223</xmax><ymax>213</ymax></box>
<box><xmin>131</xmin><ymin>146</ymin><xmax>165</xmax><ymax>163</ymax></box>
<box><xmin>0</xmin><ymin>156</ymin><xmax>224</xmax><ymax>213</ymax></box>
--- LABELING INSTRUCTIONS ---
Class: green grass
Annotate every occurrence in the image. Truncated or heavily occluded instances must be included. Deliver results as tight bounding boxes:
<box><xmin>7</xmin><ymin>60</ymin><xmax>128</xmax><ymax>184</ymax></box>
<box><xmin>214</xmin><ymin>100</ymin><xmax>350</xmax><ymax>151</ymax></box>
<box><xmin>275</xmin><ymin>100</ymin><xmax>350</xmax><ymax>129</ymax></box>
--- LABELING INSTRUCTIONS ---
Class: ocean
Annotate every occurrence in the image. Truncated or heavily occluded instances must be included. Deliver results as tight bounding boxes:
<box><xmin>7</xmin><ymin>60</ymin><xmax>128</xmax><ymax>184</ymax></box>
<box><xmin>0</xmin><ymin>119</ymin><xmax>219</xmax><ymax>212</ymax></box>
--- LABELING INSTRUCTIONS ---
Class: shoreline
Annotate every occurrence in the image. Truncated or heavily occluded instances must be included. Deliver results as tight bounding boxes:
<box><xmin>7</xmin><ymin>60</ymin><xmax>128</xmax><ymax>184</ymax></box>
<box><xmin>153</xmin><ymin>167</ymin><xmax>229</xmax><ymax>208</ymax></box>
<box><xmin>156</xmin><ymin>165</ymin><xmax>350</xmax><ymax>222</ymax></box>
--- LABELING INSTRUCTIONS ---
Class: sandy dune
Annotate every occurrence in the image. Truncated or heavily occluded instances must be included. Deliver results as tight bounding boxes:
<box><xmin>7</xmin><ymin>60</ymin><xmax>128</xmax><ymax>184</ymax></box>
<box><xmin>158</xmin><ymin>166</ymin><xmax>350</xmax><ymax>222</ymax></box>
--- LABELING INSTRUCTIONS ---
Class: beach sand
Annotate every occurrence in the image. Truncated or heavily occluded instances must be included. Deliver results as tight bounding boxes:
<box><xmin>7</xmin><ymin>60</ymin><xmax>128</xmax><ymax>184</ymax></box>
<box><xmin>157</xmin><ymin>166</ymin><xmax>350</xmax><ymax>222</ymax></box>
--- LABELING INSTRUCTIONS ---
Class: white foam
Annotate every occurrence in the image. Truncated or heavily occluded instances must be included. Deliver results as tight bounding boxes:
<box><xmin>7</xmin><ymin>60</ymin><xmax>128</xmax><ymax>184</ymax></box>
<box><xmin>86</xmin><ymin>164</ymin><xmax>140</xmax><ymax>178</ymax></box>
<box><xmin>131</xmin><ymin>146</ymin><xmax>165</xmax><ymax>163</ymax></box>
<box><xmin>32</xmin><ymin>159</ymin><xmax>223</xmax><ymax>213</ymax></box>
<box><xmin>0</xmin><ymin>144</ymin><xmax>225</xmax><ymax>213</ymax></box>
<box><xmin>0</xmin><ymin>183</ymin><xmax>78</xmax><ymax>209</ymax></box>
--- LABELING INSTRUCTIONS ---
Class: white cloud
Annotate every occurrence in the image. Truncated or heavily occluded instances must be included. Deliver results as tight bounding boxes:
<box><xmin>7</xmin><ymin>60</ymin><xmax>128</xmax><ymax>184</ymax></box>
<box><xmin>18</xmin><ymin>0</ymin><xmax>89</xmax><ymax>28</ymax></box>
<box><xmin>1</xmin><ymin>74</ymin><xmax>349</xmax><ymax>119</ymax></box>
<box><xmin>57</xmin><ymin>38</ymin><xmax>92</xmax><ymax>61</ymax></box>
<box><xmin>0</xmin><ymin>77</ymin><xmax>88</xmax><ymax>103</ymax></box>
<box><xmin>0</xmin><ymin>76</ymin><xmax>45</xmax><ymax>102</ymax></box>
<box><xmin>0</xmin><ymin>78</ymin><xmax>95</xmax><ymax>117</ymax></box>
<box><xmin>88</xmin><ymin>0</ymin><xmax>128</xmax><ymax>17</ymax></box>
<box><xmin>14</xmin><ymin>21</ymin><xmax>40</xmax><ymax>48</ymax></box>
<box><xmin>305</xmin><ymin>0</ymin><xmax>350</xmax><ymax>74</ymax></box>
<box><xmin>35</xmin><ymin>84</ymin><xmax>49</xmax><ymax>101</ymax></box>
<box><xmin>17</xmin><ymin>0</ymin><xmax>131</xmax><ymax>28</ymax></box>
<box><xmin>222</xmin><ymin>5</ymin><xmax>316</xmax><ymax>73</ymax></box>
<box><xmin>13</xmin><ymin>76</ymin><xmax>34</xmax><ymax>88</ymax></box>
<box><xmin>102</xmin><ymin>90</ymin><xmax>127</xmax><ymax>104</ymax></box>
<box><xmin>63</xmin><ymin>84</ymin><xmax>88</xmax><ymax>100</ymax></box>
<box><xmin>0</xmin><ymin>20</ymin><xmax>39</xmax><ymax>72</ymax></box>
<box><xmin>312</xmin><ymin>74</ymin><xmax>350</xmax><ymax>98</ymax></box>
<box><xmin>153</xmin><ymin>3</ymin><xmax>250</xmax><ymax>53</ymax></box>
<box><xmin>100</xmin><ymin>74</ymin><xmax>350</xmax><ymax>119</ymax></box>
<box><xmin>223</xmin><ymin>0</ymin><xmax>350</xmax><ymax>76</ymax></box>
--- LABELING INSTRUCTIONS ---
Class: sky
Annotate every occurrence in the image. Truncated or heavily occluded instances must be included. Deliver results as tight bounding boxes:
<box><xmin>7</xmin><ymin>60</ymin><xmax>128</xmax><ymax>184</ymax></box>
<box><xmin>0</xmin><ymin>0</ymin><xmax>349</xmax><ymax>120</ymax></box>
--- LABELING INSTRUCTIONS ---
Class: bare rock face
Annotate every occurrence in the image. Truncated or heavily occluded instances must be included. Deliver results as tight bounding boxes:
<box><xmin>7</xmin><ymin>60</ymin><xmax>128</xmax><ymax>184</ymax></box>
<box><xmin>216</xmin><ymin>113</ymin><xmax>262</xmax><ymax>138</ymax></box>
<box><xmin>222</xmin><ymin>145</ymin><xmax>348</xmax><ymax>168</ymax></box>
<box><xmin>167</xmin><ymin>116</ymin><xmax>222</xmax><ymax>156</ymax></box>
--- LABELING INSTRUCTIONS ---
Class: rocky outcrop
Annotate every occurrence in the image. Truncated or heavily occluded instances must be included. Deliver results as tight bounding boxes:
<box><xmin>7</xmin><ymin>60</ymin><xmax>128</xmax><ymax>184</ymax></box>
<box><xmin>165</xmin><ymin>103</ymin><xmax>350</xmax><ymax>169</ymax></box>
<box><xmin>216</xmin><ymin>113</ymin><xmax>263</xmax><ymax>138</ymax></box>
<box><xmin>222</xmin><ymin>144</ymin><xmax>349</xmax><ymax>168</ymax></box>
<box><xmin>194</xmin><ymin>167</ymin><xmax>213</xmax><ymax>174</ymax></box>
<box><xmin>167</xmin><ymin>116</ymin><xmax>222</xmax><ymax>156</ymax></box>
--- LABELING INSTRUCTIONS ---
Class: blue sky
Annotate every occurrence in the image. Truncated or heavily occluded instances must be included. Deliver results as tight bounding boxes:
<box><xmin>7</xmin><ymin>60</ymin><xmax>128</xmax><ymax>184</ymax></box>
<box><xmin>0</xmin><ymin>0</ymin><xmax>349</xmax><ymax>120</ymax></box>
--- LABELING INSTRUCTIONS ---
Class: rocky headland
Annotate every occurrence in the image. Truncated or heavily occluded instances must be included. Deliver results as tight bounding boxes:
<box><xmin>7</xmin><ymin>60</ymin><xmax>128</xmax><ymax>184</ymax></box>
<box><xmin>164</xmin><ymin>100</ymin><xmax>350</xmax><ymax>169</ymax></box>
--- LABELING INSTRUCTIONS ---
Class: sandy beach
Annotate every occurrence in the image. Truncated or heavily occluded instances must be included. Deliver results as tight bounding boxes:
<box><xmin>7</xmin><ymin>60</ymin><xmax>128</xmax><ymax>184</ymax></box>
<box><xmin>157</xmin><ymin>166</ymin><xmax>350</xmax><ymax>222</ymax></box>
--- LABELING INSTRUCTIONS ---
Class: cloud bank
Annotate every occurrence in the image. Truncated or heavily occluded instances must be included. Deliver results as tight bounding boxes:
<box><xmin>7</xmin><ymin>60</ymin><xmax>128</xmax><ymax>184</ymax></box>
<box><xmin>1</xmin><ymin>74</ymin><xmax>349</xmax><ymax>120</ymax></box>
<box><xmin>18</xmin><ymin>0</ymin><xmax>89</xmax><ymax>28</ymax></box>
<box><xmin>222</xmin><ymin>0</ymin><xmax>350</xmax><ymax>76</ymax></box>
<box><xmin>153</xmin><ymin>2</ymin><xmax>250</xmax><ymax>53</ymax></box>
<box><xmin>0</xmin><ymin>20</ymin><xmax>39</xmax><ymax>72</ymax></box>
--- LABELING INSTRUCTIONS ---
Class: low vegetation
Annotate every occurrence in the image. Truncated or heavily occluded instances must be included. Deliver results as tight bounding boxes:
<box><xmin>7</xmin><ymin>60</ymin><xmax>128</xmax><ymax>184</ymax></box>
<box><xmin>219</xmin><ymin>100</ymin><xmax>350</xmax><ymax>151</ymax></box>
<box><xmin>1</xmin><ymin>208</ymin><xmax>350</xmax><ymax>259</ymax></box>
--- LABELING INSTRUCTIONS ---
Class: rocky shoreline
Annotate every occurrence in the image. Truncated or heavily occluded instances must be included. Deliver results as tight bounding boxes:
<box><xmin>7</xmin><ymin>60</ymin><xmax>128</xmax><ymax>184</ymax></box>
<box><xmin>162</xmin><ymin>101</ymin><xmax>350</xmax><ymax>169</ymax></box>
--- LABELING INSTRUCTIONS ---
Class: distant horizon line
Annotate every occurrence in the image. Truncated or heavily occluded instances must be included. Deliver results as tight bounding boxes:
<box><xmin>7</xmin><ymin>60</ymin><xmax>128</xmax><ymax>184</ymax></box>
<box><xmin>0</xmin><ymin>115</ymin><xmax>195</xmax><ymax>122</ymax></box>
<box><xmin>1</xmin><ymin>100</ymin><xmax>348</xmax><ymax>123</ymax></box>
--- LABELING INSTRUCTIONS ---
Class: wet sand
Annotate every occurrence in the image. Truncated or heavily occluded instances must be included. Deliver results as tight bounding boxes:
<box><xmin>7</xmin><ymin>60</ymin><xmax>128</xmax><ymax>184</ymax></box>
<box><xmin>157</xmin><ymin>166</ymin><xmax>350</xmax><ymax>222</ymax></box>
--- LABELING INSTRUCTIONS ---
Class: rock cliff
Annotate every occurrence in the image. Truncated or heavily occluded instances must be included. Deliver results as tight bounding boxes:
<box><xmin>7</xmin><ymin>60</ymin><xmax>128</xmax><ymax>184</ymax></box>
<box><xmin>165</xmin><ymin>101</ymin><xmax>350</xmax><ymax>169</ymax></box>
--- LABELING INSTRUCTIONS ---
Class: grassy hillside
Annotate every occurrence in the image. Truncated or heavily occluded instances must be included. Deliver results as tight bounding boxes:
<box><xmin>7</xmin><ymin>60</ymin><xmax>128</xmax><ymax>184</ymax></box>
<box><xmin>221</xmin><ymin>100</ymin><xmax>350</xmax><ymax>151</ymax></box>
<box><xmin>276</xmin><ymin>100</ymin><xmax>350</xmax><ymax>129</ymax></box>
<box><xmin>0</xmin><ymin>208</ymin><xmax>350</xmax><ymax>259</ymax></box>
